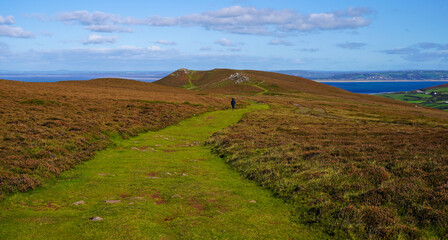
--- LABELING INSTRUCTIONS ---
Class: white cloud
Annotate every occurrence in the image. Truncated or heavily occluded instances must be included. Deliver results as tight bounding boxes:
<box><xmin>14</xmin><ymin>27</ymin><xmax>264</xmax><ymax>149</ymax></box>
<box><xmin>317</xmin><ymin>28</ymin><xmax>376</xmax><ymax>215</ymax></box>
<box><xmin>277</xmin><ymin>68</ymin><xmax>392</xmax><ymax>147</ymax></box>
<box><xmin>85</xmin><ymin>25</ymin><xmax>133</xmax><ymax>33</ymax></box>
<box><xmin>55</xmin><ymin>6</ymin><xmax>372</xmax><ymax>36</ymax></box>
<box><xmin>0</xmin><ymin>15</ymin><xmax>14</xmax><ymax>25</ymax></box>
<box><xmin>82</xmin><ymin>34</ymin><xmax>117</xmax><ymax>45</ymax></box>
<box><xmin>0</xmin><ymin>15</ymin><xmax>34</xmax><ymax>38</ymax></box>
<box><xmin>382</xmin><ymin>43</ymin><xmax>448</xmax><ymax>62</ymax></box>
<box><xmin>0</xmin><ymin>26</ymin><xmax>34</xmax><ymax>38</ymax></box>
<box><xmin>215</xmin><ymin>38</ymin><xmax>234</xmax><ymax>46</ymax></box>
<box><xmin>156</xmin><ymin>40</ymin><xmax>177</xmax><ymax>45</ymax></box>
<box><xmin>57</xmin><ymin>11</ymin><xmax>134</xmax><ymax>33</ymax></box>
<box><xmin>269</xmin><ymin>39</ymin><xmax>294</xmax><ymax>46</ymax></box>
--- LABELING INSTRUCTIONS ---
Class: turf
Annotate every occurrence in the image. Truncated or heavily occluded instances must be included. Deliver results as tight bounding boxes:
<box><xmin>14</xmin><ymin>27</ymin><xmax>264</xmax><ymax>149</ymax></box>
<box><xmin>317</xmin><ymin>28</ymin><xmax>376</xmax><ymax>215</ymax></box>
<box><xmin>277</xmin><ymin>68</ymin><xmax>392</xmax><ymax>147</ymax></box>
<box><xmin>0</xmin><ymin>103</ymin><xmax>325</xmax><ymax>239</ymax></box>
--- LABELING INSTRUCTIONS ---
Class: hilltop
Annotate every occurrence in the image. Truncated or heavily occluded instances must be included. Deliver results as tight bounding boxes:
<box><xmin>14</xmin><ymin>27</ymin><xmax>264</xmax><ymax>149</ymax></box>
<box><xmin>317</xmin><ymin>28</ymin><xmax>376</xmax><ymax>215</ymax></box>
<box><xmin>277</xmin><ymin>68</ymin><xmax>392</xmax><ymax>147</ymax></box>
<box><xmin>156</xmin><ymin>68</ymin><xmax>349</xmax><ymax>96</ymax></box>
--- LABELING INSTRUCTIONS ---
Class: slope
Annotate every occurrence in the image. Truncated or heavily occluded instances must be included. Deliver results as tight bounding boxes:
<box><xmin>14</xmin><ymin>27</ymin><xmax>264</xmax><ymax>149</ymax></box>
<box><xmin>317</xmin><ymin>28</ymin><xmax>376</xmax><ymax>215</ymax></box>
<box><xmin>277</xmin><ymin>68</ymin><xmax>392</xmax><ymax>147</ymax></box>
<box><xmin>0</xmin><ymin>78</ymin><xmax>227</xmax><ymax>198</ymax></box>
<box><xmin>157</xmin><ymin>68</ymin><xmax>448</xmax><ymax>238</ymax></box>
<box><xmin>0</xmin><ymin>104</ymin><xmax>325</xmax><ymax>239</ymax></box>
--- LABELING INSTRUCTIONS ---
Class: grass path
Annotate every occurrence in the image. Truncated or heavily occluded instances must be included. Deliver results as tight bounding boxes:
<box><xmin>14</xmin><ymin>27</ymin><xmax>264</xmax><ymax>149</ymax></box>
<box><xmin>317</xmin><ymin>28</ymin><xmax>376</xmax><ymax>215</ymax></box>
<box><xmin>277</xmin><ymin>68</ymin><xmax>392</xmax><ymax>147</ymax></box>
<box><xmin>0</xmin><ymin>104</ymin><xmax>325</xmax><ymax>240</ymax></box>
<box><xmin>250</xmin><ymin>82</ymin><xmax>269</xmax><ymax>95</ymax></box>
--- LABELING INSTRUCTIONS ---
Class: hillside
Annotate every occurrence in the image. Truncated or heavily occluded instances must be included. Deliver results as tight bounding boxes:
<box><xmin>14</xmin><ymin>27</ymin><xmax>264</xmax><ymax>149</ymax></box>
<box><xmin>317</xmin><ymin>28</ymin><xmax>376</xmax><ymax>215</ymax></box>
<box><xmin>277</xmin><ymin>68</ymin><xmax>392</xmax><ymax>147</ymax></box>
<box><xmin>0</xmin><ymin>78</ymin><xmax>227</xmax><ymax>198</ymax></box>
<box><xmin>158</xmin><ymin>68</ymin><xmax>448</xmax><ymax>239</ymax></box>
<box><xmin>3</xmin><ymin>70</ymin><xmax>448</xmax><ymax>239</ymax></box>
<box><xmin>156</xmin><ymin>68</ymin><xmax>352</xmax><ymax>96</ymax></box>
<box><xmin>378</xmin><ymin>82</ymin><xmax>448</xmax><ymax>111</ymax></box>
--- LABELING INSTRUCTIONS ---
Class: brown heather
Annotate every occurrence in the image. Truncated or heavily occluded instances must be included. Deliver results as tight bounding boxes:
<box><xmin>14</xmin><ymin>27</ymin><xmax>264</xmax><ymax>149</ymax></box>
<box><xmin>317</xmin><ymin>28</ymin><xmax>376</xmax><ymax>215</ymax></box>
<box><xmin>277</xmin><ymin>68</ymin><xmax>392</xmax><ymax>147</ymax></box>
<box><xmin>185</xmin><ymin>70</ymin><xmax>448</xmax><ymax>239</ymax></box>
<box><xmin>0</xmin><ymin>78</ymin><xmax>227</xmax><ymax>198</ymax></box>
<box><xmin>3</xmin><ymin>68</ymin><xmax>448</xmax><ymax>239</ymax></box>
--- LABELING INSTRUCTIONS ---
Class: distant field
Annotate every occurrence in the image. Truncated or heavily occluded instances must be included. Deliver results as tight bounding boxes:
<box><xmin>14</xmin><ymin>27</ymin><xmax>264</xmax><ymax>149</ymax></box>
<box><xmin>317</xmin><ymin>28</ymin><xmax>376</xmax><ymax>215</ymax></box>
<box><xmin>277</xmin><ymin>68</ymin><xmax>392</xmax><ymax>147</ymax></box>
<box><xmin>378</xmin><ymin>84</ymin><xmax>448</xmax><ymax>111</ymax></box>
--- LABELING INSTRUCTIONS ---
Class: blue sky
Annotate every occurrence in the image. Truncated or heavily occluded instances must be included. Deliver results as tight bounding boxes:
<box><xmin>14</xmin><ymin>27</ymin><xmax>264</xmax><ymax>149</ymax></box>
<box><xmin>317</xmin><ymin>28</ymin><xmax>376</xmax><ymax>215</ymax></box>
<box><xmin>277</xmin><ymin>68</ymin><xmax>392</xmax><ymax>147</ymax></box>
<box><xmin>1</xmin><ymin>0</ymin><xmax>447</xmax><ymax>71</ymax></box>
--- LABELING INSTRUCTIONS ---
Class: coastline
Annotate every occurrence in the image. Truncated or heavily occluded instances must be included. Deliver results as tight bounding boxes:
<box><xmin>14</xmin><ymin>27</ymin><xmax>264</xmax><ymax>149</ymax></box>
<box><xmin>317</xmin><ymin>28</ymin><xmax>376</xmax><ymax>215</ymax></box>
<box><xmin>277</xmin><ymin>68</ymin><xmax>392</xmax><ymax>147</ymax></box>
<box><xmin>314</xmin><ymin>79</ymin><xmax>448</xmax><ymax>83</ymax></box>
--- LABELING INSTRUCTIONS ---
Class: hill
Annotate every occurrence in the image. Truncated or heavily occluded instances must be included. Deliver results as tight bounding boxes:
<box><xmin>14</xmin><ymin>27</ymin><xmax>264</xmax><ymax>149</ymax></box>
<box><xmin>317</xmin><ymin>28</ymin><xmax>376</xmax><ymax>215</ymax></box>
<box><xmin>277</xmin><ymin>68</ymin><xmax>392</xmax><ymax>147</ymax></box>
<box><xmin>0</xmin><ymin>78</ymin><xmax>227</xmax><ymax>198</ymax></box>
<box><xmin>158</xmin><ymin>68</ymin><xmax>448</xmax><ymax>239</ymax></box>
<box><xmin>2</xmin><ymin>70</ymin><xmax>448</xmax><ymax>239</ymax></box>
<box><xmin>155</xmin><ymin>68</ymin><xmax>353</xmax><ymax>96</ymax></box>
<box><xmin>378</xmin><ymin>82</ymin><xmax>448</xmax><ymax>111</ymax></box>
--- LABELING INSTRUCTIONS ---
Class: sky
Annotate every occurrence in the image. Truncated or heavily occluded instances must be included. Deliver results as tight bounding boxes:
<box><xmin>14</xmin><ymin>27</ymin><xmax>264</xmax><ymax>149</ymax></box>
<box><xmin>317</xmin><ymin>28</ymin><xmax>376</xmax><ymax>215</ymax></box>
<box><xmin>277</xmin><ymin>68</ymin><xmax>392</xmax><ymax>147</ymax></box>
<box><xmin>1</xmin><ymin>0</ymin><xmax>447</xmax><ymax>71</ymax></box>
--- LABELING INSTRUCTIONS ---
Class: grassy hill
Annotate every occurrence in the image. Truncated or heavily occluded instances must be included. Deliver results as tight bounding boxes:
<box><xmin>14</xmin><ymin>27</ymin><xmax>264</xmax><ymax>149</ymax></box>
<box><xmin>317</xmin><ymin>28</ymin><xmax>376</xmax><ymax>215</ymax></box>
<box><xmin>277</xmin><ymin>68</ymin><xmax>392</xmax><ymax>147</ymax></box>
<box><xmin>378</xmin><ymin>83</ymin><xmax>448</xmax><ymax>111</ymax></box>
<box><xmin>0</xmin><ymin>78</ymin><xmax>227</xmax><ymax>198</ymax></box>
<box><xmin>2</xmin><ymin>70</ymin><xmax>448</xmax><ymax>239</ymax></box>
<box><xmin>159</xmin><ymin>69</ymin><xmax>448</xmax><ymax>239</ymax></box>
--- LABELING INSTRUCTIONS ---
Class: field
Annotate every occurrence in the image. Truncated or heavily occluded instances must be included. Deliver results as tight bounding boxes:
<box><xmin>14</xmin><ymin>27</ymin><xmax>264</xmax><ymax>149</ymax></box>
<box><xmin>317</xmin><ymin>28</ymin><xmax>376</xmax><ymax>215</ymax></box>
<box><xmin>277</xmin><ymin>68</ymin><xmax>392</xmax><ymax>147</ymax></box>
<box><xmin>378</xmin><ymin>83</ymin><xmax>448</xmax><ymax>111</ymax></box>
<box><xmin>0</xmin><ymin>79</ymin><xmax>227</xmax><ymax>198</ymax></box>
<box><xmin>2</xmin><ymin>70</ymin><xmax>448</xmax><ymax>239</ymax></box>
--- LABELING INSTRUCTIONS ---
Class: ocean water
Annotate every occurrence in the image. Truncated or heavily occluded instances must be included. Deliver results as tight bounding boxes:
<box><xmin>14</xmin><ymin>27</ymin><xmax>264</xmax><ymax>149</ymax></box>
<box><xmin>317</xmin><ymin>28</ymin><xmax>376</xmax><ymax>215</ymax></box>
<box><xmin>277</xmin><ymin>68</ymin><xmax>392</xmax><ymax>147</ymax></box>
<box><xmin>0</xmin><ymin>72</ymin><xmax>170</xmax><ymax>83</ymax></box>
<box><xmin>1</xmin><ymin>73</ymin><xmax>447</xmax><ymax>94</ymax></box>
<box><xmin>321</xmin><ymin>81</ymin><xmax>448</xmax><ymax>94</ymax></box>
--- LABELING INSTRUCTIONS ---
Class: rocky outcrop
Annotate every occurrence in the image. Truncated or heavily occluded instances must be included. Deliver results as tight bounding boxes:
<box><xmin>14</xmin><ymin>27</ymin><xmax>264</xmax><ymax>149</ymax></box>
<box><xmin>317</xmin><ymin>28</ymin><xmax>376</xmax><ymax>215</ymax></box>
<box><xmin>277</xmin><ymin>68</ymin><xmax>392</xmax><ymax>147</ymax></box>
<box><xmin>228</xmin><ymin>73</ymin><xmax>249</xmax><ymax>84</ymax></box>
<box><xmin>171</xmin><ymin>68</ymin><xmax>191</xmax><ymax>77</ymax></box>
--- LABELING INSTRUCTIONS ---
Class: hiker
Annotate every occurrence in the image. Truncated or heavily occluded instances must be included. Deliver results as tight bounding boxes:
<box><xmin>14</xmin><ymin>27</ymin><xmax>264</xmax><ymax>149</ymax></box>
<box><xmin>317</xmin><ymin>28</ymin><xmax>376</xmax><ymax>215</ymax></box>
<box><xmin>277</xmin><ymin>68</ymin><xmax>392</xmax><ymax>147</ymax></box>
<box><xmin>231</xmin><ymin>98</ymin><xmax>236</xmax><ymax>110</ymax></box>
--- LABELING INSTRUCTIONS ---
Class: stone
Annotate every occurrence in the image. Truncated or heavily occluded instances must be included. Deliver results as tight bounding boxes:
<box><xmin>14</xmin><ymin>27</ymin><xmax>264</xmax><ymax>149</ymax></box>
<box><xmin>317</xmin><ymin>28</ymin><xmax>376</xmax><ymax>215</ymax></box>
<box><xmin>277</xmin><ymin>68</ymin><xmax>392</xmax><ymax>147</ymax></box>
<box><xmin>228</xmin><ymin>73</ymin><xmax>249</xmax><ymax>84</ymax></box>
<box><xmin>249</xmin><ymin>200</ymin><xmax>257</xmax><ymax>203</ymax></box>
<box><xmin>73</xmin><ymin>200</ymin><xmax>85</xmax><ymax>206</ymax></box>
<box><xmin>89</xmin><ymin>216</ymin><xmax>103</xmax><ymax>221</ymax></box>
<box><xmin>105</xmin><ymin>200</ymin><xmax>121</xmax><ymax>204</ymax></box>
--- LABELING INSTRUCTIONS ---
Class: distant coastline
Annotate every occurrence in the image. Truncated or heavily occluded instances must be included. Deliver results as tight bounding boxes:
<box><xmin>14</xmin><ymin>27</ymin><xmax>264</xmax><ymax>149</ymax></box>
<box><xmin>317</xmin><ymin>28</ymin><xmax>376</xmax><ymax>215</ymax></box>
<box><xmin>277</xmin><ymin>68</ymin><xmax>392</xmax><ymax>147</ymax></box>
<box><xmin>315</xmin><ymin>79</ymin><xmax>448</xmax><ymax>83</ymax></box>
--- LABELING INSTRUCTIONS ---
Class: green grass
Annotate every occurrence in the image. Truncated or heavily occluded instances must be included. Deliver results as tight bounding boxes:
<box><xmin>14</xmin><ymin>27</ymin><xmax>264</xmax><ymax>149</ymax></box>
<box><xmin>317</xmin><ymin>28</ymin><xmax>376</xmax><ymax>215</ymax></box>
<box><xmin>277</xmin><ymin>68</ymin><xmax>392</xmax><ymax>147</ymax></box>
<box><xmin>0</xmin><ymin>103</ymin><xmax>324</xmax><ymax>239</ymax></box>
<box><xmin>183</xmin><ymin>71</ymin><xmax>199</xmax><ymax>89</ymax></box>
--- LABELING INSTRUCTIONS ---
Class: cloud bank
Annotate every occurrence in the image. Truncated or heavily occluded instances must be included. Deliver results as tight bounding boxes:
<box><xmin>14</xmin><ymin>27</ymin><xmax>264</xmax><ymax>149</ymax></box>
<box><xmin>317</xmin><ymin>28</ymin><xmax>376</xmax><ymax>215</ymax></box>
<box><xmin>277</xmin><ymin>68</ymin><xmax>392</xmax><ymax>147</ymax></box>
<box><xmin>383</xmin><ymin>42</ymin><xmax>448</xmax><ymax>62</ymax></box>
<box><xmin>82</xmin><ymin>34</ymin><xmax>117</xmax><ymax>45</ymax></box>
<box><xmin>56</xmin><ymin>6</ymin><xmax>372</xmax><ymax>35</ymax></box>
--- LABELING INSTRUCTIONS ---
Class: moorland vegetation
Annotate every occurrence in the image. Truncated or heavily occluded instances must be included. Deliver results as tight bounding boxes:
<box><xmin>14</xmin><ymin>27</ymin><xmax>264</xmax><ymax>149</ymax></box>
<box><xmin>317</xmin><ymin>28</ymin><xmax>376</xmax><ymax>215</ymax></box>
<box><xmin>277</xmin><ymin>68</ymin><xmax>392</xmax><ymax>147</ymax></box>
<box><xmin>0</xmin><ymin>78</ymin><xmax>227</xmax><ymax>198</ymax></box>
<box><xmin>159</xmin><ymin>69</ymin><xmax>448</xmax><ymax>239</ymax></box>
<box><xmin>2</xmin><ymin>69</ymin><xmax>448</xmax><ymax>239</ymax></box>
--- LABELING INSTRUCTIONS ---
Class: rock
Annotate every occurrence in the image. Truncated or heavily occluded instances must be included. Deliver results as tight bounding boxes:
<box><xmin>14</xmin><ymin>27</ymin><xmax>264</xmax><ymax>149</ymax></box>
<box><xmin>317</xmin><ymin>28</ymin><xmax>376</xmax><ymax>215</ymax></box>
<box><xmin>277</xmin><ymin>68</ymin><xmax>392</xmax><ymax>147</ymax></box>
<box><xmin>131</xmin><ymin>197</ymin><xmax>144</xmax><ymax>200</ymax></box>
<box><xmin>181</xmin><ymin>173</ymin><xmax>188</xmax><ymax>176</ymax></box>
<box><xmin>249</xmin><ymin>200</ymin><xmax>257</xmax><ymax>203</ymax></box>
<box><xmin>171</xmin><ymin>68</ymin><xmax>191</xmax><ymax>76</ymax></box>
<box><xmin>129</xmin><ymin>202</ymin><xmax>134</xmax><ymax>205</ymax></box>
<box><xmin>228</xmin><ymin>73</ymin><xmax>249</xmax><ymax>84</ymax></box>
<box><xmin>146</xmin><ymin>176</ymin><xmax>160</xmax><ymax>179</ymax></box>
<box><xmin>73</xmin><ymin>200</ymin><xmax>85</xmax><ymax>206</ymax></box>
<box><xmin>171</xmin><ymin>195</ymin><xmax>182</xmax><ymax>198</ymax></box>
<box><xmin>104</xmin><ymin>200</ymin><xmax>121</xmax><ymax>204</ymax></box>
<box><xmin>98</xmin><ymin>173</ymin><xmax>106</xmax><ymax>176</ymax></box>
<box><xmin>89</xmin><ymin>216</ymin><xmax>103</xmax><ymax>221</ymax></box>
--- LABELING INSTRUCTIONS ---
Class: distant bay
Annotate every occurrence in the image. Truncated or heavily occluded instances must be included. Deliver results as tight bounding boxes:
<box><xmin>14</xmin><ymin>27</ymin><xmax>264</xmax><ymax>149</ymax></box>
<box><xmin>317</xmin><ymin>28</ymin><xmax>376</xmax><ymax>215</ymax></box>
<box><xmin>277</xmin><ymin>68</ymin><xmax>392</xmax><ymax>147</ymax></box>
<box><xmin>0</xmin><ymin>72</ymin><xmax>170</xmax><ymax>83</ymax></box>
<box><xmin>319</xmin><ymin>81</ymin><xmax>448</xmax><ymax>94</ymax></box>
<box><xmin>2</xmin><ymin>73</ymin><xmax>448</xmax><ymax>94</ymax></box>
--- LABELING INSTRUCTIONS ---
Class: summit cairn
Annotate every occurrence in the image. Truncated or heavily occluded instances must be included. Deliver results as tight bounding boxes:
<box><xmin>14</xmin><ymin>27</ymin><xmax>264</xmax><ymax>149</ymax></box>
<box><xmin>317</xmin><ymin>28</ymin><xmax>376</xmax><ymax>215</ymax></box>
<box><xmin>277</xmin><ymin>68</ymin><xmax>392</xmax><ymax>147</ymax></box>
<box><xmin>171</xmin><ymin>68</ymin><xmax>191</xmax><ymax>77</ymax></box>
<box><xmin>228</xmin><ymin>73</ymin><xmax>249</xmax><ymax>84</ymax></box>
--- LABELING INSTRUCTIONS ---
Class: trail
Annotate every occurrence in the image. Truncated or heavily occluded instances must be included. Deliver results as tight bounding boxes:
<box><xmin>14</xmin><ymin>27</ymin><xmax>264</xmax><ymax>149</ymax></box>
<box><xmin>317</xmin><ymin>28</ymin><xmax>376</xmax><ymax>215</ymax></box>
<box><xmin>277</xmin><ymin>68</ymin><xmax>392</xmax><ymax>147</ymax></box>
<box><xmin>251</xmin><ymin>82</ymin><xmax>269</xmax><ymax>95</ymax></box>
<box><xmin>0</xmin><ymin>104</ymin><xmax>324</xmax><ymax>240</ymax></box>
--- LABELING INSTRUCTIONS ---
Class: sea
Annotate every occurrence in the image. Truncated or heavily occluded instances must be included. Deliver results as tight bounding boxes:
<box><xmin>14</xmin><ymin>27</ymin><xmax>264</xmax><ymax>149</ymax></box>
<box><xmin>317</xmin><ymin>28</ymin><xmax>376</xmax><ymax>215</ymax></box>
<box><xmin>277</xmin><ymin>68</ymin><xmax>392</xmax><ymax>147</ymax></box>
<box><xmin>321</xmin><ymin>81</ymin><xmax>448</xmax><ymax>94</ymax></box>
<box><xmin>1</xmin><ymin>73</ymin><xmax>448</xmax><ymax>94</ymax></box>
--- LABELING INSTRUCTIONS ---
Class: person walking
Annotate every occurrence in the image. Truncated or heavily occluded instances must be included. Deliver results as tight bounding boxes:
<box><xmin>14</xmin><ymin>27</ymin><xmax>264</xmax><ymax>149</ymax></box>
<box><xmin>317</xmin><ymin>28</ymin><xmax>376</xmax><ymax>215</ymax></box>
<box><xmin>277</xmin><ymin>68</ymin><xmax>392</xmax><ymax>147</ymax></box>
<box><xmin>231</xmin><ymin>98</ymin><xmax>236</xmax><ymax>110</ymax></box>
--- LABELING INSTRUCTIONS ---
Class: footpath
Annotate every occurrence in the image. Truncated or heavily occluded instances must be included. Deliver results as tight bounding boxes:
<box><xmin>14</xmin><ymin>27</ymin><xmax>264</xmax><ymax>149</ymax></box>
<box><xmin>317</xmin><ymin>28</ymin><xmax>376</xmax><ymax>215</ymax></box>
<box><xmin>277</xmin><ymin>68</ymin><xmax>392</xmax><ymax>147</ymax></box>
<box><xmin>0</xmin><ymin>104</ymin><xmax>324</xmax><ymax>239</ymax></box>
